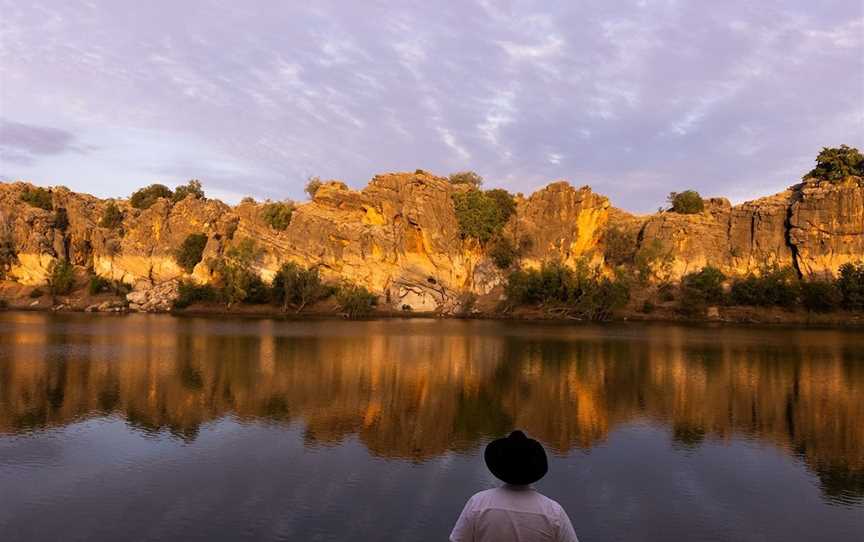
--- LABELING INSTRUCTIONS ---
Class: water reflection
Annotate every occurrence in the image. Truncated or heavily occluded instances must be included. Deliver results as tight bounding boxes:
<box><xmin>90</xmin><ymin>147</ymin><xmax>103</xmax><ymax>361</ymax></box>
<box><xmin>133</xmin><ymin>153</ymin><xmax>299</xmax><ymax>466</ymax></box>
<box><xmin>1</xmin><ymin>312</ymin><xmax>862</xmax><ymax>504</ymax></box>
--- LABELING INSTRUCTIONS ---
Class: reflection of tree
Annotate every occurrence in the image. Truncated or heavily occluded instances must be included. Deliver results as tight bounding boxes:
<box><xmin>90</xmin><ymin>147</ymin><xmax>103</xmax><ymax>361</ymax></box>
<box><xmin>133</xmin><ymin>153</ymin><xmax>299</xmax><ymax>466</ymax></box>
<box><xmin>0</xmin><ymin>314</ymin><xmax>862</xmax><ymax>502</ymax></box>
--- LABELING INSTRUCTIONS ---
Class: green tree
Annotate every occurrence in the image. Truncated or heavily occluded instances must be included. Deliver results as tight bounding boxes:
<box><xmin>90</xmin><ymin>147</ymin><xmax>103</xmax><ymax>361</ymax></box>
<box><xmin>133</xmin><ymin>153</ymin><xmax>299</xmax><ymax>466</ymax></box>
<box><xmin>172</xmin><ymin>179</ymin><xmax>205</xmax><ymax>202</ymax></box>
<box><xmin>679</xmin><ymin>266</ymin><xmax>726</xmax><ymax>315</ymax></box>
<box><xmin>667</xmin><ymin>190</ymin><xmax>705</xmax><ymax>214</ymax></box>
<box><xmin>130</xmin><ymin>184</ymin><xmax>173</xmax><ymax>209</ymax></box>
<box><xmin>488</xmin><ymin>236</ymin><xmax>518</xmax><ymax>270</ymax></box>
<box><xmin>20</xmin><ymin>187</ymin><xmax>53</xmax><ymax>210</ymax></box>
<box><xmin>603</xmin><ymin>225</ymin><xmax>638</xmax><ymax>267</ymax></box>
<box><xmin>175</xmin><ymin>233</ymin><xmax>208</xmax><ymax>273</ymax></box>
<box><xmin>729</xmin><ymin>266</ymin><xmax>799</xmax><ymax>308</ymax></box>
<box><xmin>448</xmin><ymin>171</ymin><xmax>484</xmax><ymax>188</ymax></box>
<box><xmin>800</xmin><ymin>280</ymin><xmax>842</xmax><ymax>312</ymax></box>
<box><xmin>173</xmin><ymin>280</ymin><xmax>219</xmax><ymax>309</ymax></box>
<box><xmin>837</xmin><ymin>262</ymin><xmax>864</xmax><ymax>311</ymax></box>
<box><xmin>211</xmin><ymin>239</ymin><xmax>266</xmax><ymax>306</ymax></box>
<box><xmin>337</xmin><ymin>285</ymin><xmax>378</xmax><ymax>318</ymax></box>
<box><xmin>48</xmin><ymin>259</ymin><xmax>75</xmax><ymax>295</ymax></box>
<box><xmin>0</xmin><ymin>230</ymin><xmax>17</xmax><ymax>279</ymax></box>
<box><xmin>272</xmin><ymin>262</ymin><xmax>330</xmax><ymax>312</ymax></box>
<box><xmin>261</xmin><ymin>201</ymin><xmax>295</xmax><ymax>231</ymax></box>
<box><xmin>452</xmin><ymin>188</ymin><xmax>516</xmax><ymax>244</ymax></box>
<box><xmin>804</xmin><ymin>145</ymin><xmax>864</xmax><ymax>181</ymax></box>
<box><xmin>305</xmin><ymin>176</ymin><xmax>323</xmax><ymax>198</ymax></box>
<box><xmin>99</xmin><ymin>202</ymin><xmax>124</xmax><ymax>229</ymax></box>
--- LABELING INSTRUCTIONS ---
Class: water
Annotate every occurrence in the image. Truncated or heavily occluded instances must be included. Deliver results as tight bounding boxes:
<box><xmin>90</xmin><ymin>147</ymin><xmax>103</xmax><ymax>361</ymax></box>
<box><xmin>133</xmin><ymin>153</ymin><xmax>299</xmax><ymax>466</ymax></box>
<box><xmin>0</xmin><ymin>312</ymin><xmax>862</xmax><ymax>542</ymax></box>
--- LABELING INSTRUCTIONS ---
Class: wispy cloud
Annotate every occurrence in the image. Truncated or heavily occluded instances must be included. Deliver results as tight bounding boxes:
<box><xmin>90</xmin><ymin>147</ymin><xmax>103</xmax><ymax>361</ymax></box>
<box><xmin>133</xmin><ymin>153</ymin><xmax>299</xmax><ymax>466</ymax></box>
<box><xmin>0</xmin><ymin>0</ymin><xmax>861</xmax><ymax>211</ymax></box>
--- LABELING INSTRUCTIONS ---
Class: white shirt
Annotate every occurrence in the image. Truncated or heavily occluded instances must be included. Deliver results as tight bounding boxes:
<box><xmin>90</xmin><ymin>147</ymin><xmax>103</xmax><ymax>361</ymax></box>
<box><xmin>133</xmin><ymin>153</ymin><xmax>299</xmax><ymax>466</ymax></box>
<box><xmin>450</xmin><ymin>486</ymin><xmax>579</xmax><ymax>542</ymax></box>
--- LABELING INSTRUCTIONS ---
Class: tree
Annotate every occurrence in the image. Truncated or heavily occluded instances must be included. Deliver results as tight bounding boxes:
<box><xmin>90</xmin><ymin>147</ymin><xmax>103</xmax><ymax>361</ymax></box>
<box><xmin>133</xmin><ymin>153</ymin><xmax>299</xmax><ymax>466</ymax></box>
<box><xmin>603</xmin><ymin>225</ymin><xmax>638</xmax><ymax>267</ymax></box>
<box><xmin>272</xmin><ymin>262</ymin><xmax>330</xmax><ymax>312</ymax></box>
<box><xmin>99</xmin><ymin>202</ymin><xmax>124</xmax><ymax>229</ymax></box>
<box><xmin>679</xmin><ymin>266</ymin><xmax>726</xmax><ymax>315</ymax></box>
<box><xmin>837</xmin><ymin>262</ymin><xmax>864</xmax><ymax>311</ymax></box>
<box><xmin>211</xmin><ymin>238</ymin><xmax>266</xmax><ymax>306</ymax></box>
<box><xmin>488</xmin><ymin>236</ymin><xmax>518</xmax><ymax>270</ymax></box>
<box><xmin>261</xmin><ymin>201</ymin><xmax>295</xmax><ymax>230</ymax></box>
<box><xmin>667</xmin><ymin>190</ymin><xmax>704</xmax><ymax>214</ymax></box>
<box><xmin>804</xmin><ymin>145</ymin><xmax>864</xmax><ymax>181</ymax></box>
<box><xmin>305</xmin><ymin>176</ymin><xmax>323</xmax><ymax>198</ymax></box>
<box><xmin>337</xmin><ymin>285</ymin><xmax>378</xmax><ymax>318</ymax></box>
<box><xmin>448</xmin><ymin>171</ymin><xmax>483</xmax><ymax>189</ymax></box>
<box><xmin>452</xmin><ymin>188</ymin><xmax>516</xmax><ymax>244</ymax></box>
<box><xmin>53</xmin><ymin>207</ymin><xmax>69</xmax><ymax>231</ymax></box>
<box><xmin>172</xmin><ymin>179</ymin><xmax>205</xmax><ymax>202</ymax></box>
<box><xmin>0</xmin><ymin>230</ymin><xmax>17</xmax><ymax>279</ymax></box>
<box><xmin>20</xmin><ymin>187</ymin><xmax>53</xmax><ymax>211</ymax></box>
<box><xmin>175</xmin><ymin>233</ymin><xmax>208</xmax><ymax>273</ymax></box>
<box><xmin>130</xmin><ymin>184</ymin><xmax>173</xmax><ymax>209</ymax></box>
<box><xmin>48</xmin><ymin>259</ymin><xmax>75</xmax><ymax>295</ymax></box>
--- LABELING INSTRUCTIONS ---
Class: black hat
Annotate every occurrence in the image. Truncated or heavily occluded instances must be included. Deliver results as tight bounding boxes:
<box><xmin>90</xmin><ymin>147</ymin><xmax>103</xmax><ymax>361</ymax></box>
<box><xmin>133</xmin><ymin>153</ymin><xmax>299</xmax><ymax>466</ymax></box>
<box><xmin>484</xmin><ymin>430</ymin><xmax>548</xmax><ymax>485</ymax></box>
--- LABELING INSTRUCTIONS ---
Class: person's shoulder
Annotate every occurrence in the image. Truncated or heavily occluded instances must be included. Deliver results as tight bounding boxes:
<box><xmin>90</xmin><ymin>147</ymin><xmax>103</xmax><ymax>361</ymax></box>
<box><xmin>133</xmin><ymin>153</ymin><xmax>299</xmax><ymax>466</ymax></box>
<box><xmin>533</xmin><ymin>492</ymin><xmax>566</xmax><ymax>513</ymax></box>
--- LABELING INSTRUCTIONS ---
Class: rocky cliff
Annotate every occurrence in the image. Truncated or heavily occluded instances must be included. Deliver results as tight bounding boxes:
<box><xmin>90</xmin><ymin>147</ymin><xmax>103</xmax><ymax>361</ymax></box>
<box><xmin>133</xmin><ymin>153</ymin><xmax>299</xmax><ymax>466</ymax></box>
<box><xmin>1</xmin><ymin>173</ymin><xmax>862</xmax><ymax>312</ymax></box>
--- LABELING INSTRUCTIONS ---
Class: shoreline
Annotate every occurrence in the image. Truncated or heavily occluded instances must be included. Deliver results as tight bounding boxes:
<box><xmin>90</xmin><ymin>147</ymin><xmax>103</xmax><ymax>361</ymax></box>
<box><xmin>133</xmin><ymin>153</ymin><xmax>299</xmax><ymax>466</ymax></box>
<box><xmin>3</xmin><ymin>299</ymin><xmax>863</xmax><ymax>329</ymax></box>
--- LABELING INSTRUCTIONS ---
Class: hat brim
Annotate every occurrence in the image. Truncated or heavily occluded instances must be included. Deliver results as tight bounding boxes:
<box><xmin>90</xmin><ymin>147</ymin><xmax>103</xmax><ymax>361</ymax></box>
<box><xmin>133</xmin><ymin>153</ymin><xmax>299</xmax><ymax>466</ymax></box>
<box><xmin>484</xmin><ymin>434</ymin><xmax>548</xmax><ymax>485</ymax></box>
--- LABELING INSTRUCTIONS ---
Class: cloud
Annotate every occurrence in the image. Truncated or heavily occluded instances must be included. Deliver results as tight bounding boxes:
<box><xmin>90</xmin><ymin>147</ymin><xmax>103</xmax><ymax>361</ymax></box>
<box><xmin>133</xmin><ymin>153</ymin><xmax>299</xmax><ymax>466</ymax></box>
<box><xmin>0</xmin><ymin>119</ymin><xmax>88</xmax><ymax>164</ymax></box>
<box><xmin>0</xmin><ymin>0</ymin><xmax>861</xmax><ymax>211</ymax></box>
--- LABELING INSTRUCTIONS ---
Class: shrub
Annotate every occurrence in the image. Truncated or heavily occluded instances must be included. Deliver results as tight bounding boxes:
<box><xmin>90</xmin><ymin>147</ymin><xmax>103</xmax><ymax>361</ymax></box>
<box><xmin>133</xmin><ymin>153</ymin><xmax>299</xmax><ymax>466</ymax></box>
<box><xmin>0</xmin><ymin>231</ymin><xmax>16</xmax><ymax>279</ymax></box>
<box><xmin>800</xmin><ymin>280</ymin><xmax>843</xmax><ymax>313</ymax></box>
<box><xmin>504</xmin><ymin>261</ymin><xmax>629</xmax><ymax>321</ymax></box>
<box><xmin>337</xmin><ymin>285</ymin><xmax>378</xmax><ymax>318</ymax></box>
<box><xmin>129</xmin><ymin>184</ymin><xmax>173</xmax><ymax>209</ymax></box>
<box><xmin>175</xmin><ymin>233</ymin><xmax>208</xmax><ymax>273</ymax></box>
<box><xmin>99</xmin><ymin>202</ymin><xmax>123</xmax><ymax>229</ymax></box>
<box><xmin>488</xmin><ymin>236</ymin><xmax>518</xmax><ymax>270</ymax></box>
<box><xmin>173</xmin><ymin>280</ymin><xmax>219</xmax><ymax>309</ymax></box>
<box><xmin>210</xmin><ymin>239</ymin><xmax>266</xmax><ymax>306</ymax></box>
<box><xmin>53</xmin><ymin>207</ymin><xmax>69</xmax><ymax>231</ymax></box>
<box><xmin>667</xmin><ymin>190</ymin><xmax>704</xmax><ymax>214</ymax></box>
<box><xmin>88</xmin><ymin>275</ymin><xmax>111</xmax><ymax>295</ymax></box>
<box><xmin>29</xmin><ymin>288</ymin><xmax>44</xmax><ymax>298</ymax></box>
<box><xmin>804</xmin><ymin>145</ymin><xmax>864</xmax><ymax>182</ymax></box>
<box><xmin>729</xmin><ymin>266</ymin><xmax>799</xmax><ymax>308</ymax></box>
<box><xmin>448</xmin><ymin>171</ymin><xmax>483</xmax><ymax>188</ymax></box>
<box><xmin>679</xmin><ymin>266</ymin><xmax>726</xmax><ymax>315</ymax></box>
<box><xmin>20</xmin><ymin>187</ymin><xmax>53</xmax><ymax>210</ymax></box>
<box><xmin>240</xmin><ymin>196</ymin><xmax>256</xmax><ymax>205</ymax></box>
<box><xmin>48</xmin><ymin>260</ymin><xmax>75</xmax><ymax>295</ymax></box>
<box><xmin>272</xmin><ymin>262</ymin><xmax>330</xmax><ymax>312</ymax></box>
<box><xmin>635</xmin><ymin>239</ymin><xmax>673</xmax><ymax>283</ymax></box>
<box><xmin>261</xmin><ymin>201</ymin><xmax>295</xmax><ymax>231</ymax></box>
<box><xmin>459</xmin><ymin>293</ymin><xmax>477</xmax><ymax>315</ymax></box>
<box><xmin>305</xmin><ymin>176</ymin><xmax>323</xmax><ymax>198</ymax></box>
<box><xmin>603</xmin><ymin>225</ymin><xmax>638</xmax><ymax>267</ymax></box>
<box><xmin>172</xmin><ymin>179</ymin><xmax>205</xmax><ymax>203</ymax></box>
<box><xmin>641</xmin><ymin>300</ymin><xmax>656</xmax><ymax>313</ymax></box>
<box><xmin>837</xmin><ymin>262</ymin><xmax>864</xmax><ymax>311</ymax></box>
<box><xmin>452</xmin><ymin>188</ymin><xmax>516</xmax><ymax>244</ymax></box>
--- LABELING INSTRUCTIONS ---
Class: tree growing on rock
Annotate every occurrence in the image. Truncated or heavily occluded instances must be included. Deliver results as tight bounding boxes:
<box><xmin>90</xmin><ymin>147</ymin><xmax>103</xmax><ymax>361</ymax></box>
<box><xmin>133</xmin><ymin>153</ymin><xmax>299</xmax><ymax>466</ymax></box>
<box><xmin>804</xmin><ymin>145</ymin><xmax>864</xmax><ymax>182</ymax></box>
<box><xmin>172</xmin><ymin>179</ymin><xmax>205</xmax><ymax>202</ymax></box>
<box><xmin>453</xmin><ymin>188</ymin><xmax>516</xmax><ymax>244</ymax></box>
<box><xmin>175</xmin><ymin>233</ymin><xmax>208</xmax><ymax>274</ymax></box>
<box><xmin>305</xmin><ymin>176</ymin><xmax>323</xmax><ymax>198</ymax></box>
<box><xmin>99</xmin><ymin>202</ymin><xmax>124</xmax><ymax>229</ymax></box>
<box><xmin>448</xmin><ymin>171</ymin><xmax>484</xmax><ymax>189</ymax></box>
<box><xmin>667</xmin><ymin>190</ymin><xmax>704</xmax><ymax>214</ymax></box>
<box><xmin>20</xmin><ymin>186</ymin><xmax>53</xmax><ymax>211</ymax></box>
<box><xmin>130</xmin><ymin>184</ymin><xmax>173</xmax><ymax>209</ymax></box>
<box><xmin>261</xmin><ymin>201</ymin><xmax>295</xmax><ymax>231</ymax></box>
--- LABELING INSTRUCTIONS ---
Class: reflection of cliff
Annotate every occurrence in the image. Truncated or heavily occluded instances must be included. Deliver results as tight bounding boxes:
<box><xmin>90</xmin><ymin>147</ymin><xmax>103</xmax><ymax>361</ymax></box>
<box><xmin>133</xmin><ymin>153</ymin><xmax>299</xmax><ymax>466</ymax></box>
<box><xmin>0</xmin><ymin>314</ymin><xmax>862</xmax><ymax>500</ymax></box>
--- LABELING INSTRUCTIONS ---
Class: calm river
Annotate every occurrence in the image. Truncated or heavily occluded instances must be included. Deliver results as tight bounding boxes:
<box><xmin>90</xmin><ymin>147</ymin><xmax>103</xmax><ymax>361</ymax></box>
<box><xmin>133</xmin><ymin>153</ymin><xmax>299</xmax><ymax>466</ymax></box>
<box><xmin>0</xmin><ymin>312</ymin><xmax>862</xmax><ymax>541</ymax></box>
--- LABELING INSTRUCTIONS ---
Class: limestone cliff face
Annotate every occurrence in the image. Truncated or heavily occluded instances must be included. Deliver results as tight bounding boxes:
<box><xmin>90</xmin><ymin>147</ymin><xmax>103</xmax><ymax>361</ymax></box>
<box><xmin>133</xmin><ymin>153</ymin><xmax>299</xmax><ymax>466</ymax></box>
<box><xmin>0</xmin><ymin>174</ymin><xmax>862</xmax><ymax>311</ymax></box>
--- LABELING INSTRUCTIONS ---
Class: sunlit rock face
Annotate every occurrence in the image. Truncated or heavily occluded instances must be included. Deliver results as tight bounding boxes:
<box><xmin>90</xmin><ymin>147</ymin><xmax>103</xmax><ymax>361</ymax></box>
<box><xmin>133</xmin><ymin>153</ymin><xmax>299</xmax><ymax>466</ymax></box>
<box><xmin>0</xmin><ymin>173</ymin><xmax>862</xmax><ymax>310</ymax></box>
<box><xmin>789</xmin><ymin>178</ymin><xmax>864</xmax><ymax>277</ymax></box>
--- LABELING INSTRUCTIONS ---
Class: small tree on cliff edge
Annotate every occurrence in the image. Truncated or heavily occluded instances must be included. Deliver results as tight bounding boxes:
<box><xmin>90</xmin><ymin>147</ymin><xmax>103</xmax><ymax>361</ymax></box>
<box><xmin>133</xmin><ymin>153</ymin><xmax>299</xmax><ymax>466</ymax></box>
<box><xmin>448</xmin><ymin>171</ymin><xmax>484</xmax><ymax>189</ymax></box>
<box><xmin>667</xmin><ymin>190</ymin><xmax>705</xmax><ymax>214</ymax></box>
<box><xmin>804</xmin><ymin>145</ymin><xmax>864</xmax><ymax>182</ymax></box>
<box><xmin>305</xmin><ymin>176</ymin><xmax>323</xmax><ymax>198</ymax></box>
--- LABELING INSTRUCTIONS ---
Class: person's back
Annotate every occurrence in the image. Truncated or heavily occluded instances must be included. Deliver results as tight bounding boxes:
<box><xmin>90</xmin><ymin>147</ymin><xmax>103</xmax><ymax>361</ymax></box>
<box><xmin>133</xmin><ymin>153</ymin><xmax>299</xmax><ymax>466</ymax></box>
<box><xmin>450</xmin><ymin>485</ymin><xmax>578</xmax><ymax>542</ymax></box>
<box><xmin>449</xmin><ymin>430</ymin><xmax>579</xmax><ymax>542</ymax></box>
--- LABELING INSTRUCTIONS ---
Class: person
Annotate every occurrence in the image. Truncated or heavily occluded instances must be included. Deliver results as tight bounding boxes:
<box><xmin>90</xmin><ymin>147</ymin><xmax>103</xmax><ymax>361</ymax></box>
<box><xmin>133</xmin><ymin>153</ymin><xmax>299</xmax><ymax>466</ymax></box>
<box><xmin>450</xmin><ymin>430</ymin><xmax>579</xmax><ymax>542</ymax></box>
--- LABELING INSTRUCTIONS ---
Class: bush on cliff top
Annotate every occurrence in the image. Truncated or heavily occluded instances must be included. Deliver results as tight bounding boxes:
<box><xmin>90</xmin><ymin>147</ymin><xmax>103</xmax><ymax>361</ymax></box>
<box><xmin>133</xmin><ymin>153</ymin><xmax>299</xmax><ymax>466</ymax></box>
<box><xmin>20</xmin><ymin>187</ymin><xmax>53</xmax><ymax>211</ymax></box>
<box><xmin>453</xmin><ymin>188</ymin><xmax>516</xmax><ymax>244</ymax></box>
<box><xmin>172</xmin><ymin>179</ymin><xmax>205</xmax><ymax>203</ymax></box>
<box><xmin>175</xmin><ymin>233</ymin><xmax>208</xmax><ymax>274</ymax></box>
<box><xmin>448</xmin><ymin>171</ymin><xmax>483</xmax><ymax>189</ymax></box>
<box><xmin>130</xmin><ymin>184</ymin><xmax>173</xmax><ymax>210</ymax></box>
<box><xmin>804</xmin><ymin>145</ymin><xmax>864</xmax><ymax>182</ymax></box>
<box><xmin>667</xmin><ymin>190</ymin><xmax>704</xmax><ymax>214</ymax></box>
<box><xmin>305</xmin><ymin>176</ymin><xmax>322</xmax><ymax>198</ymax></box>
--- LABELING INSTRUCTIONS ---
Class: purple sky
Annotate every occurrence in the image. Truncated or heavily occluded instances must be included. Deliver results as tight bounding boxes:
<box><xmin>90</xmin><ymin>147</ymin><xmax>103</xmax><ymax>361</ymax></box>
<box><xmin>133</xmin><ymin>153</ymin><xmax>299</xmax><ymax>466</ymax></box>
<box><xmin>1</xmin><ymin>1</ymin><xmax>862</xmax><ymax>211</ymax></box>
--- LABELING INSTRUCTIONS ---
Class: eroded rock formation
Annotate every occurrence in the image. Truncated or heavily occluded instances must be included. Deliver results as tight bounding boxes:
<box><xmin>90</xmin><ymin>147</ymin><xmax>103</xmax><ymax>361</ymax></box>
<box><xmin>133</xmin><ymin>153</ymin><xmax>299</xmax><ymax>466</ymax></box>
<box><xmin>0</xmin><ymin>173</ymin><xmax>862</xmax><ymax>312</ymax></box>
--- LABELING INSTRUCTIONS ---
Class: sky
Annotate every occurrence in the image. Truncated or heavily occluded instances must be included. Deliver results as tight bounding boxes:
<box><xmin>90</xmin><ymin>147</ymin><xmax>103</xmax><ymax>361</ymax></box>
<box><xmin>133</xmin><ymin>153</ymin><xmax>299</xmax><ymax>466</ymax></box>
<box><xmin>0</xmin><ymin>0</ymin><xmax>862</xmax><ymax>212</ymax></box>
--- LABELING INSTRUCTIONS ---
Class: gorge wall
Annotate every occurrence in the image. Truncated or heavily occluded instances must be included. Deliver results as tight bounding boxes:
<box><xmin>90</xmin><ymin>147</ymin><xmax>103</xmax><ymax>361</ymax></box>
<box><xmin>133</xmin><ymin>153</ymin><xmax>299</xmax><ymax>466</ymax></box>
<box><xmin>1</xmin><ymin>172</ymin><xmax>862</xmax><ymax>312</ymax></box>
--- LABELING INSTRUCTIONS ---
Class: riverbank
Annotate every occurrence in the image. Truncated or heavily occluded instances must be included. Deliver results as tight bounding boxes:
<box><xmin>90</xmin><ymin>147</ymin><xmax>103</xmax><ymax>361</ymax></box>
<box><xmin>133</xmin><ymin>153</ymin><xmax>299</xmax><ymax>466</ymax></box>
<box><xmin>2</xmin><ymin>282</ymin><xmax>862</xmax><ymax>327</ymax></box>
